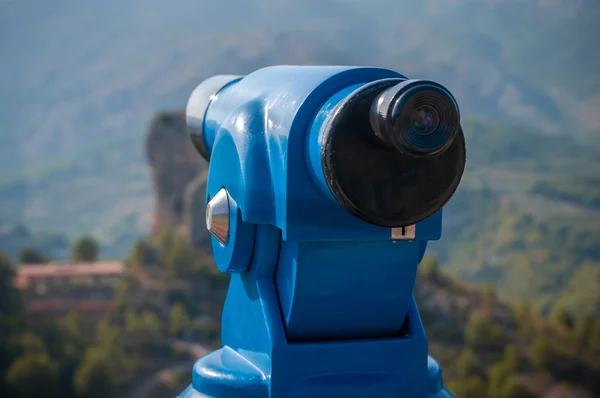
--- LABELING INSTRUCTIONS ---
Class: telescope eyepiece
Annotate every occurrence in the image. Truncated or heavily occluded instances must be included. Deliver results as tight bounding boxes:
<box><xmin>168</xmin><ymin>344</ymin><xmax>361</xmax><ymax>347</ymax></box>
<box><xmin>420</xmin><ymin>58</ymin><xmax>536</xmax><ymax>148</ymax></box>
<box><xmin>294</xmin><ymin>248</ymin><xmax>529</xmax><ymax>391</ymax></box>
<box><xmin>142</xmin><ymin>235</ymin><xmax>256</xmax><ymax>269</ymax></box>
<box><xmin>315</xmin><ymin>78</ymin><xmax>466</xmax><ymax>228</ymax></box>
<box><xmin>371</xmin><ymin>80</ymin><xmax>460</xmax><ymax>157</ymax></box>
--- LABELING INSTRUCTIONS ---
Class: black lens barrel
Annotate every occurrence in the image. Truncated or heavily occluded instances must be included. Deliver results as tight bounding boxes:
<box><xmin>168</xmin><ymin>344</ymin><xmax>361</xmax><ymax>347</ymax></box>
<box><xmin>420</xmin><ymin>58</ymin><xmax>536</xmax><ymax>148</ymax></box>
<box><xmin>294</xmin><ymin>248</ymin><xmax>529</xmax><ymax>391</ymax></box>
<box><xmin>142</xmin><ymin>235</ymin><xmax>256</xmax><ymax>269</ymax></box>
<box><xmin>321</xmin><ymin>78</ymin><xmax>466</xmax><ymax>228</ymax></box>
<box><xmin>370</xmin><ymin>79</ymin><xmax>460</xmax><ymax>157</ymax></box>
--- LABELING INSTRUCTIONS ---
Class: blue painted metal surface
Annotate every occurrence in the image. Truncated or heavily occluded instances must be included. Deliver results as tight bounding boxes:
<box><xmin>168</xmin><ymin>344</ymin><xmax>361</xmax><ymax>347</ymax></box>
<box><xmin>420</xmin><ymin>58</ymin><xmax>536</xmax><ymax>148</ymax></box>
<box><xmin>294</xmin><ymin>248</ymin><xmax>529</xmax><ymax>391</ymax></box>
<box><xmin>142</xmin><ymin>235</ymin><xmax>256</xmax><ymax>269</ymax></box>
<box><xmin>179</xmin><ymin>66</ymin><xmax>457</xmax><ymax>398</ymax></box>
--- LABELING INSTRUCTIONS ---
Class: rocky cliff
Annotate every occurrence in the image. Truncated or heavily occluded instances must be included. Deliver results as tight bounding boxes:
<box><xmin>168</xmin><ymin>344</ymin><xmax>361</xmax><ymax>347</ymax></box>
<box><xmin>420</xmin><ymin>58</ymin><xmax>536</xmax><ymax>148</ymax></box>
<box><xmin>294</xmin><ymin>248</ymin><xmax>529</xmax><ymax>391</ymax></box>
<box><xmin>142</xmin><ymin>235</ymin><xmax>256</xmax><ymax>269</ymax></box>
<box><xmin>146</xmin><ymin>113</ymin><xmax>210</xmax><ymax>248</ymax></box>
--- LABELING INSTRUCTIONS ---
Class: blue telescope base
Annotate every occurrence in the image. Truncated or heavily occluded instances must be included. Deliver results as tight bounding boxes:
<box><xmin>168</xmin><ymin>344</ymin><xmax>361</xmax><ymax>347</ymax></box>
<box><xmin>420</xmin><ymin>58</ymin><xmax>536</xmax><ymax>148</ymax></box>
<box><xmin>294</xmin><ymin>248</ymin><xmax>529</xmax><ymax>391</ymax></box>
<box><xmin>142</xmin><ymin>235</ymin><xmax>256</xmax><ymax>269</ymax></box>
<box><xmin>178</xmin><ymin>349</ymin><xmax>454</xmax><ymax>398</ymax></box>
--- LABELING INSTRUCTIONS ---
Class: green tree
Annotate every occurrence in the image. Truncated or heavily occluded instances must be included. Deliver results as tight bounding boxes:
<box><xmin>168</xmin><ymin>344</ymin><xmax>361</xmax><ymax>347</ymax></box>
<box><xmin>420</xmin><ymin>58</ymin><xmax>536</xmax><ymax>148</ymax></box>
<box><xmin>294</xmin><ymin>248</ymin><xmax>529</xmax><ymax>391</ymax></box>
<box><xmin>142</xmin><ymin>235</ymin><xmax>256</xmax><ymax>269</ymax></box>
<box><xmin>169</xmin><ymin>303</ymin><xmax>192</xmax><ymax>337</ymax></box>
<box><xmin>0</xmin><ymin>252</ymin><xmax>22</xmax><ymax>397</ymax></box>
<box><xmin>95</xmin><ymin>319</ymin><xmax>121</xmax><ymax>349</ymax></box>
<box><xmin>65</xmin><ymin>311</ymin><xmax>81</xmax><ymax>341</ymax></box>
<box><xmin>89</xmin><ymin>321</ymin><xmax>138</xmax><ymax>385</ymax></box>
<box><xmin>573</xmin><ymin>313</ymin><xmax>595</xmax><ymax>351</ymax></box>
<box><xmin>72</xmin><ymin>347</ymin><xmax>116</xmax><ymax>398</ymax></box>
<box><xmin>19</xmin><ymin>247</ymin><xmax>48</xmax><ymax>264</ymax></box>
<box><xmin>5</xmin><ymin>353</ymin><xmax>61</xmax><ymax>397</ymax></box>
<box><xmin>456</xmin><ymin>348</ymin><xmax>479</xmax><ymax>377</ymax></box>
<box><xmin>192</xmin><ymin>257</ymin><xmax>220</xmax><ymax>277</ymax></box>
<box><xmin>138</xmin><ymin>311</ymin><xmax>163</xmax><ymax>339</ymax></box>
<box><xmin>481</xmin><ymin>282</ymin><xmax>497</xmax><ymax>308</ymax></box>
<box><xmin>19</xmin><ymin>332</ymin><xmax>47</xmax><ymax>355</ymax></box>
<box><xmin>487</xmin><ymin>343</ymin><xmax>522</xmax><ymax>397</ymax></box>
<box><xmin>0</xmin><ymin>251</ymin><xmax>15</xmax><ymax>280</ymax></box>
<box><xmin>60</xmin><ymin>312</ymin><xmax>84</xmax><ymax>398</ymax></box>
<box><xmin>113</xmin><ymin>275</ymin><xmax>139</xmax><ymax>311</ymax></box>
<box><xmin>515</xmin><ymin>299</ymin><xmax>534</xmax><ymax>339</ymax></box>
<box><xmin>531</xmin><ymin>335</ymin><xmax>556</xmax><ymax>369</ymax></box>
<box><xmin>125</xmin><ymin>240</ymin><xmax>159</xmax><ymax>268</ymax></box>
<box><xmin>418</xmin><ymin>255</ymin><xmax>440</xmax><ymax>280</ymax></box>
<box><xmin>465</xmin><ymin>313</ymin><xmax>503</xmax><ymax>348</ymax></box>
<box><xmin>502</xmin><ymin>344</ymin><xmax>519</xmax><ymax>372</ymax></box>
<box><xmin>162</xmin><ymin>236</ymin><xmax>194</xmax><ymax>277</ymax></box>
<box><xmin>589</xmin><ymin>318</ymin><xmax>600</xmax><ymax>353</ymax></box>
<box><xmin>573</xmin><ymin>314</ymin><xmax>600</xmax><ymax>354</ymax></box>
<box><xmin>124</xmin><ymin>308</ymin><xmax>138</xmax><ymax>335</ymax></box>
<box><xmin>499</xmin><ymin>375</ymin><xmax>533</xmax><ymax>398</ymax></box>
<box><xmin>125</xmin><ymin>310</ymin><xmax>162</xmax><ymax>341</ymax></box>
<box><xmin>0</xmin><ymin>336</ymin><xmax>20</xmax><ymax>397</ymax></box>
<box><xmin>488</xmin><ymin>362</ymin><xmax>511</xmax><ymax>398</ymax></box>
<box><xmin>71</xmin><ymin>237</ymin><xmax>99</xmax><ymax>262</ymax></box>
<box><xmin>514</xmin><ymin>299</ymin><xmax>533</xmax><ymax>321</ymax></box>
<box><xmin>551</xmin><ymin>306</ymin><xmax>575</xmax><ymax>329</ymax></box>
<box><xmin>0</xmin><ymin>251</ymin><xmax>20</xmax><ymax>316</ymax></box>
<box><xmin>446</xmin><ymin>375</ymin><xmax>487</xmax><ymax>398</ymax></box>
<box><xmin>155</xmin><ymin>228</ymin><xmax>176</xmax><ymax>249</ymax></box>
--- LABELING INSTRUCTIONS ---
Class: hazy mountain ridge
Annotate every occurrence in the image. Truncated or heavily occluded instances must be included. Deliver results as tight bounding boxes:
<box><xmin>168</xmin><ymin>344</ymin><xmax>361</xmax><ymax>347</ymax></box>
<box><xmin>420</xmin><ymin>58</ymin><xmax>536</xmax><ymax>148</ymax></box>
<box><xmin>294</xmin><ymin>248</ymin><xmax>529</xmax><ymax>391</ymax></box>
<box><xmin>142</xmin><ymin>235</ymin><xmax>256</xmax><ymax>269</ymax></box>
<box><xmin>1</xmin><ymin>0</ymin><xmax>598</xmax><ymax>173</ymax></box>
<box><xmin>430</xmin><ymin>185</ymin><xmax>600</xmax><ymax>316</ymax></box>
<box><xmin>3</xmin><ymin>113</ymin><xmax>599</xmax><ymax>316</ymax></box>
<box><xmin>1</xmin><ymin>115</ymin><xmax>596</xmax><ymax>254</ymax></box>
<box><xmin>0</xmin><ymin>134</ymin><xmax>153</xmax><ymax>255</ymax></box>
<box><xmin>0</xmin><ymin>220</ymin><xmax>69</xmax><ymax>261</ymax></box>
<box><xmin>0</xmin><ymin>0</ymin><xmax>598</xmax><ymax>314</ymax></box>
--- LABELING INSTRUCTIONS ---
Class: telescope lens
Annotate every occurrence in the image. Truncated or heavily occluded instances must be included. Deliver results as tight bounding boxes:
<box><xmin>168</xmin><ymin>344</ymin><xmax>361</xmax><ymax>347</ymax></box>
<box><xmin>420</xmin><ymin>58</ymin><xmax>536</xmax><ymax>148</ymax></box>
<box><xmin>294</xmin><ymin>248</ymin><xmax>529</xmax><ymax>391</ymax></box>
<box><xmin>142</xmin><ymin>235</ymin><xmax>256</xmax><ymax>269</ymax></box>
<box><xmin>412</xmin><ymin>105</ymin><xmax>438</xmax><ymax>134</ymax></box>
<box><xmin>371</xmin><ymin>80</ymin><xmax>460</xmax><ymax>157</ymax></box>
<box><xmin>321</xmin><ymin>78</ymin><xmax>466</xmax><ymax>228</ymax></box>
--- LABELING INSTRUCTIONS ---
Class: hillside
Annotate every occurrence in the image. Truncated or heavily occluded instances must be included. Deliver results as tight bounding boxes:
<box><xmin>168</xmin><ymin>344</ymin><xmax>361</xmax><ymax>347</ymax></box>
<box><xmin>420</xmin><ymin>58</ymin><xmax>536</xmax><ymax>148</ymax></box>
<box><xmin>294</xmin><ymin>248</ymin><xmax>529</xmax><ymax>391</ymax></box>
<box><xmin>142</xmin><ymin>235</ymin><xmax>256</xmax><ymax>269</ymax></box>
<box><xmin>1</xmin><ymin>0</ymin><xmax>598</xmax><ymax>174</ymax></box>
<box><xmin>415</xmin><ymin>260</ymin><xmax>600</xmax><ymax>398</ymax></box>
<box><xmin>0</xmin><ymin>134</ymin><xmax>151</xmax><ymax>258</ymax></box>
<box><xmin>2</xmin><ymin>112</ymin><xmax>598</xmax><ymax>317</ymax></box>
<box><xmin>431</xmin><ymin>187</ymin><xmax>600</xmax><ymax>317</ymax></box>
<box><xmin>2</xmin><ymin>236</ymin><xmax>598</xmax><ymax>398</ymax></box>
<box><xmin>145</xmin><ymin>257</ymin><xmax>600</xmax><ymax>398</ymax></box>
<box><xmin>427</xmin><ymin>120</ymin><xmax>600</xmax><ymax>316</ymax></box>
<box><xmin>0</xmin><ymin>1</ymin><xmax>599</xmax><ymax>314</ymax></box>
<box><xmin>0</xmin><ymin>221</ymin><xmax>69</xmax><ymax>262</ymax></box>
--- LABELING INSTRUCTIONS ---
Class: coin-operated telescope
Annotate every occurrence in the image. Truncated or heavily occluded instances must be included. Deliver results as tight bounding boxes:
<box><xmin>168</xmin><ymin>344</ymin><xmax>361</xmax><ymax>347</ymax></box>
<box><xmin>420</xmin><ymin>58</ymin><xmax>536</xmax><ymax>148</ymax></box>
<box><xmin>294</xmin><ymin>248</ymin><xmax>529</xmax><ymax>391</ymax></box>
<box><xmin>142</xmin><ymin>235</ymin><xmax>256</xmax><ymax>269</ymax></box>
<box><xmin>179</xmin><ymin>66</ymin><xmax>465</xmax><ymax>398</ymax></box>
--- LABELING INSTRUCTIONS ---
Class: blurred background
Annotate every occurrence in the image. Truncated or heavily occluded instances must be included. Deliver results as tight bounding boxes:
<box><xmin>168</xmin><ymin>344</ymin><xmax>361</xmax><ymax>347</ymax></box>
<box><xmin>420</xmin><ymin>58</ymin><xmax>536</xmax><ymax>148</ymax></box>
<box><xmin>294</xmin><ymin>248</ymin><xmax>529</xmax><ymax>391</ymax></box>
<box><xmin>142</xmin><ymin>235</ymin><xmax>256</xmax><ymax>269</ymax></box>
<box><xmin>0</xmin><ymin>0</ymin><xmax>599</xmax><ymax>397</ymax></box>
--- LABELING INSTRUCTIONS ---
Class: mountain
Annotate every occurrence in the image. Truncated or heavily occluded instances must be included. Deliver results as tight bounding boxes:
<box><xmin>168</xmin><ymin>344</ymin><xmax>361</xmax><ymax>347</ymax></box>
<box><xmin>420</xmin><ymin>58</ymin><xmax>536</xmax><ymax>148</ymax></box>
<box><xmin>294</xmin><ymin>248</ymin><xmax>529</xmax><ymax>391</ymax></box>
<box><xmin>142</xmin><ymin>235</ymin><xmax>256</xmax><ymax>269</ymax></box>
<box><xmin>426</xmin><ymin>118</ymin><xmax>600</xmax><ymax>315</ymax></box>
<box><xmin>1</xmin><ymin>0</ymin><xmax>598</xmax><ymax>173</ymax></box>
<box><xmin>0</xmin><ymin>0</ymin><xmax>598</xmax><ymax>233</ymax></box>
<box><xmin>2</xmin><ymin>232</ymin><xmax>598</xmax><ymax>398</ymax></box>
<box><xmin>5</xmin><ymin>110</ymin><xmax>598</xmax><ymax>317</ymax></box>
<box><xmin>0</xmin><ymin>1</ymin><xmax>598</xmax><ymax>313</ymax></box>
<box><xmin>0</xmin><ymin>221</ymin><xmax>69</xmax><ymax>262</ymax></box>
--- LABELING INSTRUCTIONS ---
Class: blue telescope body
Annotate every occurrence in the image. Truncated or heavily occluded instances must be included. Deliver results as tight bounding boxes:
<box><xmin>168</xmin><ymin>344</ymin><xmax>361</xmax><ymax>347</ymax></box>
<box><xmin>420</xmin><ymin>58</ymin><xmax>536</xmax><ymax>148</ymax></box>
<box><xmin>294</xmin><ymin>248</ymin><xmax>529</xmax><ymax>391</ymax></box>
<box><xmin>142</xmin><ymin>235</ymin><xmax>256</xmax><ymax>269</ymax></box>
<box><xmin>179</xmin><ymin>66</ymin><xmax>465</xmax><ymax>398</ymax></box>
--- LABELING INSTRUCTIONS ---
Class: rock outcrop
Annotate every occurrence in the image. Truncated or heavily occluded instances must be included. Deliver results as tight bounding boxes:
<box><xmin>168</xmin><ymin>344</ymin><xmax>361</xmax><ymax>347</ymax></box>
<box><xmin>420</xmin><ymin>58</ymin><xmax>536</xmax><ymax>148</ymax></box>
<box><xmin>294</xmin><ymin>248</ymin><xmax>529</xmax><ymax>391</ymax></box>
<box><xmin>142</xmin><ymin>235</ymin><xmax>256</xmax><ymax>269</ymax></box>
<box><xmin>146</xmin><ymin>113</ymin><xmax>210</xmax><ymax>248</ymax></box>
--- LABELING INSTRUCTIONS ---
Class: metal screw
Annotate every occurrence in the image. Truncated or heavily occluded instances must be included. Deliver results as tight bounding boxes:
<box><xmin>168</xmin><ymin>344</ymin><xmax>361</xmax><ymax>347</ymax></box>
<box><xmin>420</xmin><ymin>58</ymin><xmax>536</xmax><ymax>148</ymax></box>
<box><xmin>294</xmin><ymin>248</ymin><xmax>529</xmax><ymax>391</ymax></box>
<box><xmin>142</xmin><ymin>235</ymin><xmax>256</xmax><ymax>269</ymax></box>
<box><xmin>206</xmin><ymin>188</ymin><xmax>230</xmax><ymax>245</ymax></box>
